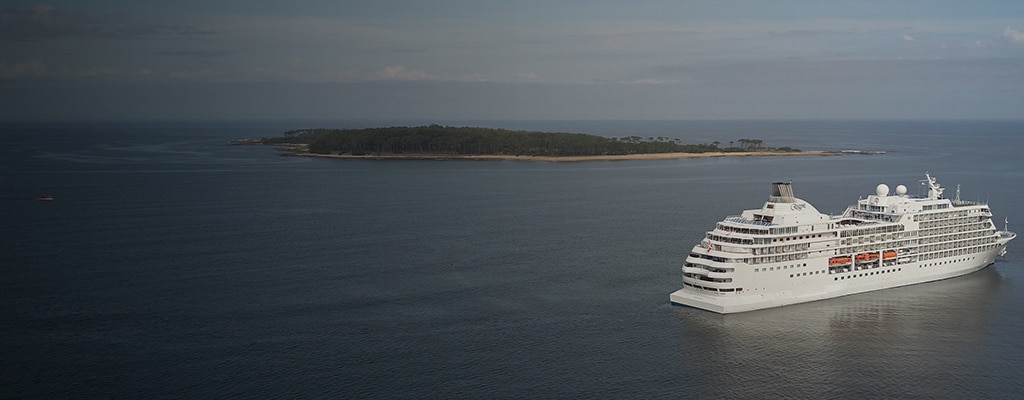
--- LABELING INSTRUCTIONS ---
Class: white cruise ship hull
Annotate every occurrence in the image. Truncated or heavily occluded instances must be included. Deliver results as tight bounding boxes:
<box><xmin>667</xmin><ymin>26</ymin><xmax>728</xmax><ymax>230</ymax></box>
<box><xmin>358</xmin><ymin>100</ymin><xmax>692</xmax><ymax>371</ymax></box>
<box><xmin>670</xmin><ymin>244</ymin><xmax>1006</xmax><ymax>314</ymax></box>
<box><xmin>670</xmin><ymin>175</ymin><xmax>1015</xmax><ymax>314</ymax></box>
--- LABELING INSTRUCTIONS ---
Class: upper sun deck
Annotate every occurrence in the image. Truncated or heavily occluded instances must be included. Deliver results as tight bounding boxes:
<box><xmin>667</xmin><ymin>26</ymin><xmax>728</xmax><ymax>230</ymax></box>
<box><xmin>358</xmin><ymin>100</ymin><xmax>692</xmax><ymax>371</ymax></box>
<box><xmin>844</xmin><ymin>173</ymin><xmax>989</xmax><ymax>220</ymax></box>
<box><xmin>718</xmin><ymin>174</ymin><xmax>985</xmax><ymax>233</ymax></box>
<box><xmin>732</xmin><ymin>182</ymin><xmax>831</xmax><ymax>227</ymax></box>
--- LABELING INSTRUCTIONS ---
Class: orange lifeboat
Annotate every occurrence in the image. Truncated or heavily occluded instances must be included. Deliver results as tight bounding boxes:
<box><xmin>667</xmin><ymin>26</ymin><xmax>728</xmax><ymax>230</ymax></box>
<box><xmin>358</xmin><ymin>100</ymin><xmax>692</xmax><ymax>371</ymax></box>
<box><xmin>829</xmin><ymin>256</ymin><xmax>852</xmax><ymax>265</ymax></box>
<box><xmin>882</xmin><ymin>250</ymin><xmax>897</xmax><ymax>260</ymax></box>
<box><xmin>856</xmin><ymin>253</ymin><xmax>879</xmax><ymax>261</ymax></box>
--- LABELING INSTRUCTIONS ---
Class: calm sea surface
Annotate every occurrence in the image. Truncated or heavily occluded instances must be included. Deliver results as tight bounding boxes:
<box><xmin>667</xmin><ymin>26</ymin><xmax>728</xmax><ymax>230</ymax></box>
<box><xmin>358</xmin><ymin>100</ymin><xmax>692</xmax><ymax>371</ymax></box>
<box><xmin>2</xmin><ymin>120</ymin><xmax>1023</xmax><ymax>399</ymax></box>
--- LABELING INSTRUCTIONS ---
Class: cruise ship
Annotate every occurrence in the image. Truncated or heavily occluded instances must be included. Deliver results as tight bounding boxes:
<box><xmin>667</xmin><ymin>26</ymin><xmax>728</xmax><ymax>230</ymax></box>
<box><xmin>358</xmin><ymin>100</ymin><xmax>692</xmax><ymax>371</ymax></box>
<box><xmin>670</xmin><ymin>173</ymin><xmax>1015</xmax><ymax>314</ymax></box>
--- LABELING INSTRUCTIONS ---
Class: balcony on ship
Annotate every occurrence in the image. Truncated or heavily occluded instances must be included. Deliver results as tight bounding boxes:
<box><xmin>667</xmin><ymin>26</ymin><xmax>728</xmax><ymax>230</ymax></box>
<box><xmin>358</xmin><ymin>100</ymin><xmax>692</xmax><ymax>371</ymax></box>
<box><xmin>725</xmin><ymin>216</ymin><xmax>773</xmax><ymax>226</ymax></box>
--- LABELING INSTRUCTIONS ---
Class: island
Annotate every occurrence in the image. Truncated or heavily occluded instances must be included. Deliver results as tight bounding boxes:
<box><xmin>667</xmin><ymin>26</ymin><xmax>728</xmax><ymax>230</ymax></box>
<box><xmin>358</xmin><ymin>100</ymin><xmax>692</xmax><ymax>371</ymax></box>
<box><xmin>240</xmin><ymin>125</ymin><xmax>837</xmax><ymax>161</ymax></box>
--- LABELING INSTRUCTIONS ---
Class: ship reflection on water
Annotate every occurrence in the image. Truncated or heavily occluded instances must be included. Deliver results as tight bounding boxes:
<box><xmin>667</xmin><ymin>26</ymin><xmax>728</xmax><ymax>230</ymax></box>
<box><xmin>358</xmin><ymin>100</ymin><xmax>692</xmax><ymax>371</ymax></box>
<box><xmin>673</xmin><ymin>265</ymin><xmax>1010</xmax><ymax>398</ymax></box>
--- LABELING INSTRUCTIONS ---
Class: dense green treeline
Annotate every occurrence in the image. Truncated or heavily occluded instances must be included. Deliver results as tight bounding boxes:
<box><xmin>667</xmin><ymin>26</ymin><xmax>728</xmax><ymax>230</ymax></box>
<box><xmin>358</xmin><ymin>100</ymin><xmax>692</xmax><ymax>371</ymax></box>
<box><xmin>263</xmin><ymin>125</ymin><xmax>798</xmax><ymax>156</ymax></box>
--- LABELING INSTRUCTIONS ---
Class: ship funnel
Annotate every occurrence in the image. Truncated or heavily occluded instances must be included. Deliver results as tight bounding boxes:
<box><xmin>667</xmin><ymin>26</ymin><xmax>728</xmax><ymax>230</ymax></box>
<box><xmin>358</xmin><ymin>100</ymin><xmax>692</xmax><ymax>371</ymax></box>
<box><xmin>771</xmin><ymin>182</ymin><xmax>795</xmax><ymax>203</ymax></box>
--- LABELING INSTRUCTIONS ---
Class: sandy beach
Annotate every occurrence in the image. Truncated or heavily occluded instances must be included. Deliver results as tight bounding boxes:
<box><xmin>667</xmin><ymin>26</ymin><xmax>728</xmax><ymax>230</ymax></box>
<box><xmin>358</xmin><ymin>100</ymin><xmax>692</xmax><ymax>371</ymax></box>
<box><xmin>272</xmin><ymin>144</ymin><xmax>837</xmax><ymax>162</ymax></box>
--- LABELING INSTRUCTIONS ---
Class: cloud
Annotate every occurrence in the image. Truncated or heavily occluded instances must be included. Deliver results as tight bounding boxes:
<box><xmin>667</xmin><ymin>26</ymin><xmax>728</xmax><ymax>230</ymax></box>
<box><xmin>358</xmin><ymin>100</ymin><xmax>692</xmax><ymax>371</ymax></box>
<box><xmin>0</xmin><ymin>3</ymin><xmax>212</xmax><ymax>41</ymax></box>
<box><xmin>253</xmin><ymin>67</ymin><xmax>363</xmax><ymax>83</ymax></box>
<box><xmin>372</xmin><ymin>65</ymin><xmax>433</xmax><ymax>81</ymax></box>
<box><xmin>1002</xmin><ymin>27</ymin><xmax>1024</xmax><ymax>43</ymax></box>
<box><xmin>0</xmin><ymin>59</ymin><xmax>158</xmax><ymax>81</ymax></box>
<box><xmin>626</xmin><ymin>79</ymin><xmax>681</xmax><ymax>85</ymax></box>
<box><xmin>168</xmin><ymin>69</ymin><xmax>226</xmax><ymax>80</ymax></box>
<box><xmin>0</xmin><ymin>59</ymin><xmax>47</xmax><ymax>79</ymax></box>
<box><xmin>75</xmin><ymin>66</ymin><xmax>153</xmax><ymax>80</ymax></box>
<box><xmin>161</xmin><ymin>50</ymin><xmax>230</xmax><ymax>59</ymax></box>
<box><xmin>516</xmin><ymin>72</ymin><xmax>539</xmax><ymax>80</ymax></box>
<box><xmin>902</xmin><ymin>34</ymin><xmax>915</xmax><ymax>41</ymax></box>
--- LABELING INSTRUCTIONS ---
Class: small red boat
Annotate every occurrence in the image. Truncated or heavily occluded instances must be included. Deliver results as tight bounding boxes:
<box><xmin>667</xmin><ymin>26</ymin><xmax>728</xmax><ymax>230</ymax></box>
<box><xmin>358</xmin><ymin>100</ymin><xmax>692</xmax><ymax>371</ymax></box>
<box><xmin>37</xmin><ymin>194</ymin><xmax>54</xmax><ymax>201</ymax></box>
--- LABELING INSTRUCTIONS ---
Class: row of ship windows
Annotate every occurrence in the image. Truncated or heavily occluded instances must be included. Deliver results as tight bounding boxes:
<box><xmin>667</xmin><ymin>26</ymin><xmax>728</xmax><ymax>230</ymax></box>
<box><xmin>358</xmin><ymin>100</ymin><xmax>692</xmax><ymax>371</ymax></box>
<box><xmin>749</xmin><ymin>252</ymin><xmax>808</xmax><ymax>264</ymax></box>
<box><xmin>919</xmin><ymin>240</ymin><xmax>996</xmax><ymax>255</ymax></box>
<box><xmin>694</xmin><ymin>252</ymin><xmax>807</xmax><ymax>265</ymax></box>
<box><xmin>689</xmin><ymin>253</ymin><xmax>732</xmax><ymax>265</ymax></box>
<box><xmin>913</xmin><ymin>208</ymin><xmax>988</xmax><ymax>222</ymax></box>
<box><xmin>752</xmin><ymin>243</ymin><xmax>810</xmax><ymax>255</ymax></box>
<box><xmin>839</xmin><ymin>239</ymin><xmax>919</xmax><ymax>252</ymax></box>
<box><xmin>919</xmin><ymin>222</ymin><xmax>990</xmax><ymax>236</ymax></box>
<box><xmin>848</xmin><ymin>211</ymin><xmax>898</xmax><ymax>222</ymax></box>
<box><xmin>686</xmin><ymin>256</ymin><xmax>986</xmax><ymax>291</ymax></box>
<box><xmin>707</xmin><ymin>229</ymin><xmax>987</xmax><ymax>259</ymax></box>
<box><xmin>711</xmin><ymin>225</ymin><xmax>989</xmax><ymax>253</ymax></box>
<box><xmin>684</xmin><ymin>262</ymin><xmax>731</xmax><ymax>274</ymax></box>
<box><xmin>918</xmin><ymin>228</ymin><xmax>992</xmax><ymax>244</ymax></box>
<box><xmin>753</xmin><ymin>259</ymin><xmax>975</xmax><ymax>280</ymax></box>
<box><xmin>753</xmin><ymin>263</ymin><xmax>808</xmax><ymax>272</ymax></box>
<box><xmin>840</xmin><ymin>242</ymin><xmax>977</xmax><ymax>257</ymax></box>
<box><xmin>833</xmin><ymin>268</ymin><xmax>902</xmax><ymax>280</ymax></box>
<box><xmin>840</xmin><ymin>224</ymin><xmax>903</xmax><ymax>238</ymax></box>
<box><xmin>841</xmin><ymin>230</ymin><xmax>913</xmax><ymax>245</ymax></box>
<box><xmin>862</xmin><ymin>204</ymin><xmax>886</xmax><ymax>212</ymax></box>
<box><xmin>683</xmin><ymin>273</ymin><xmax>733</xmax><ymax>283</ymax></box>
<box><xmin>682</xmin><ymin>281</ymin><xmax>743</xmax><ymax>293</ymax></box>
<box><xmin>919</xmin><ymin>257</ymin><xmax>975</xmax><ymax>268</ymax></box>
<box><xmin>919</xmin><ymin>216</ymin><xmax>988</xmax><ymax>229</ymax></box>
<box><xmin>707</xmin><ymin>234</ymin><xmax>754</xmax><ymax>245</ymax></box>
<box><xmin>715</xmin><ymin>214</ymin><xmax>988</xmax><ymax>246</ymax></box>
<box><xmin>790</xmin><ymin>270</ymin><xmax>826</xmax><ymax>278</ymax></box>
<box><xmin>707</xmin><ymin>232</ymin><xmax>831</xmax><ymax>245</ymax></box>
<box><xmin>716</xmin><ymin>223</ymin><xmax>768</xmax><ymax>236</ymax></box>
<box><xmin>831</xmin><ymin>235</ymin><xmax>991</xmax><ymax>256</ymax></box>
<box><xmin>773</xmin><ymin>234</ymin><xmax>825</xmax><ymax>243</ymax></box>
<box><xmin>694</xmin><ymin>242</ymin><xmax>996</xmax><ymax>269</ymax></box>
<box><xmin>919</xmin><ymin>244</ymin><xmax>997</xmax><ymax>260</ymax></box>
<box><xmin>837</xmin><ymin>236</ymin><xmax>995</xmax><ymax>258</ymax></box>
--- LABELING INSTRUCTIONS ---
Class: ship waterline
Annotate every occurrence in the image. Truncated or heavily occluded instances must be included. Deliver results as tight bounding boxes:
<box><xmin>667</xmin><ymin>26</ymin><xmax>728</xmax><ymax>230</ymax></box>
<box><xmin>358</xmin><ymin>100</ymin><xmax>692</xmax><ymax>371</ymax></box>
<box><xmin>670</xmin><ymin>173</ymin><xmax>1016</xmax><ymax>314</ymax></box>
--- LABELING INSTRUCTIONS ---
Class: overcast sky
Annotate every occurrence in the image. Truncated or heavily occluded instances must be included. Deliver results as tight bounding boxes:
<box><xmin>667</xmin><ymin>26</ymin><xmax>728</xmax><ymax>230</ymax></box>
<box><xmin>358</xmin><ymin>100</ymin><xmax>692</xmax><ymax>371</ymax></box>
<box><xmin>2</xmin><ymin>1</ymin><xmax>1023</xmax><ymax>120</ymax></box>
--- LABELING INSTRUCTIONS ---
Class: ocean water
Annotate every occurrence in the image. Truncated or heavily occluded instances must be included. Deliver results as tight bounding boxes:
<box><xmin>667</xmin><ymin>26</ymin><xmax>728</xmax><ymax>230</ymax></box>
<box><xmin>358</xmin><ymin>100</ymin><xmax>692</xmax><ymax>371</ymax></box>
<box><xmin>2</xmin><ymin>120</ymin><xmax>1023</xmax><ymax>399</ymax></box>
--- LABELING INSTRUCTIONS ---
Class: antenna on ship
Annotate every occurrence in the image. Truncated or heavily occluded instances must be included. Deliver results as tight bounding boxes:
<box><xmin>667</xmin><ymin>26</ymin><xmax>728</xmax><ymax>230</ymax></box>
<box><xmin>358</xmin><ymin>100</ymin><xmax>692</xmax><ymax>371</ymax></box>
<box><xmin>921</xmin><ymin>172</ymin><xmax>943</xmax><ymax>199</ymax></box>
<box><xmin>1005</xmin><ymin>217</ymin><xmax>1010</xmax><ymax>233</ymax></box>
<box><xmin>955</xmin><ymin>184</ymin><xmax>961</xmax><ymax>203</ymax></box>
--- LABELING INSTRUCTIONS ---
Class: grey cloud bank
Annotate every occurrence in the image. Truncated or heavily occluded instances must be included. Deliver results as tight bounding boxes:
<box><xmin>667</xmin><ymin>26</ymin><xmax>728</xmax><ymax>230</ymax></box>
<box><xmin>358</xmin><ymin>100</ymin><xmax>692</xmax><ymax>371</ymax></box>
<box><xmin>2</xmin><ymin>1</ymin><xmax>1023</xmax><ymax>120</ymax></box>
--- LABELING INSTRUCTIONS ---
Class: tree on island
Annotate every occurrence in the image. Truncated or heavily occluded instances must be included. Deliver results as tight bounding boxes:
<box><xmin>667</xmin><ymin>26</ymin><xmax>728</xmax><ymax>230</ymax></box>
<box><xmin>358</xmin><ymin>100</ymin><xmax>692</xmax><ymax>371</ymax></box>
<box><xmin>736</xmin><ymin>138</ymin><xmax>764</xmax><ymax>150</ymax></box>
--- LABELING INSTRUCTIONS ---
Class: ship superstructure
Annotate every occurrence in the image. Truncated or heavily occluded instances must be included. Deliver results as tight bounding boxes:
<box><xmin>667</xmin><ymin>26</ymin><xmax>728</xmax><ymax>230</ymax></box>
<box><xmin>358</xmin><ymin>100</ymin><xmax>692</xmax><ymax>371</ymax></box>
<box><xmin>670</xmin><ymin>173</ymin><xmax>1015</xmax><ymax>313</ymax></box>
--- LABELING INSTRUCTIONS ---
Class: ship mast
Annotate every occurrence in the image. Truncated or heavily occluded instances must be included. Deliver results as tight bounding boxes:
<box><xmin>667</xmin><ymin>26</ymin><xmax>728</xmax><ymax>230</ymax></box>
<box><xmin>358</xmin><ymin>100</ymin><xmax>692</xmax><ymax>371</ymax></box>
<box><xmin>922</xmin><ymin>172</ymin><xmax>944</xmax><ymax>199</ymax></box>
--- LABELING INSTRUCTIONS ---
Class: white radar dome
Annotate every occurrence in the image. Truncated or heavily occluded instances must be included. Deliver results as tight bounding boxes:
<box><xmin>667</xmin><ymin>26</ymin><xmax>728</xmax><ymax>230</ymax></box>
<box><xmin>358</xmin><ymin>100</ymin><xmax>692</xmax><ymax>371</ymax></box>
<box><xmin>896</xmin><ymin>185</ymin><xmax>907</xmax><ymax>195</ymax></box>
<box><xmin>876</xmin><ymin>184</ymin><xmax>890</xmax><ymax>197</ymax></box>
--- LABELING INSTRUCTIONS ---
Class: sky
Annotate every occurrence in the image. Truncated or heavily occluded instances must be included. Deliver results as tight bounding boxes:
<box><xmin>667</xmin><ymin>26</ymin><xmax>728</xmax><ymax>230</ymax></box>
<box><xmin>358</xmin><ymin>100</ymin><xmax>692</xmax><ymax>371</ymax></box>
<box><xmin>2</xmin><ymin>0</ymin><xmax>1023</xmax><ymax>120</ymax></box>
